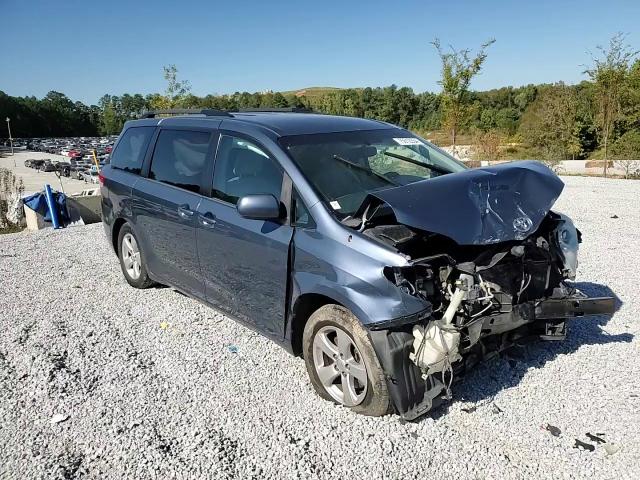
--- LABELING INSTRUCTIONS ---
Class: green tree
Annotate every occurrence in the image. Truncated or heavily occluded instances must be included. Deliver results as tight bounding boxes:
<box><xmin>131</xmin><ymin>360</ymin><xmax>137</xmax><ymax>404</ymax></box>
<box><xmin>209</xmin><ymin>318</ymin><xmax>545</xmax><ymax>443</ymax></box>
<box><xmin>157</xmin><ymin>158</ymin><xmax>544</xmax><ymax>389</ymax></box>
<box><xmin>520</xmin><ymin>83</ymin><xmax>580</xmax><ymax>161</ymax></box>
<box><xmin>412</xmin><ymin>92</ymin><xmax>440</xmax><ymax>130</ymax></box>
<box><xmin>584</xmin><ymin>33</ymin><xmax>639</xmax><ymax>176</ymax></box>
<box><xmin>611</xmin><ymin>130</ymin><xmax>640</xmax><ymax>178</ymax></box>
<box><xmin>151</xmin><ymin>65</ymin><xmax>192</xmax><ymax>109</ymax></box>
<box><xmin>495</xmin><ymin>107</ymin><xmax>519</xmax><ymax>135</ymax></box>
<box><xmin>432</xmin><ymin>38</ymin><xmax>495</xmax><ymax>154</ymax></box>
<box><xmin>272</xmin><ymin>92</ymin><xmax>289</xmax><ymax>108</ymax></box>
<box><xmin>100</xmin><ymin>102</ymin><xmax>121</xmax><ymax>135</ymax></box>
<box><xmin>473</xmin><ymin>130</ymin><xmax>502</xmax><ymax>160</ymax></box>
<box><xmin>120</xmin><ymin>93</ymin><xmax>148</xmax><ymax>117</ymax></box>
<box><xmin>478</xmin><ymin>108</ymin><xmax>497</xmax><ymax>131</ymax></box>
<box><xmin>612</xmin><ymin>129</ymin><xmax>640</xmax><ymax>158</ymax></box>
<box><xmin>513</xmin><ymin>85</ymin><xmax>537</xmax><ymax>111</ymax></box>
<box><xmin>622</xmin><ymin>60</ymin><xmax>640</xmax><ymax>131</ymax></box>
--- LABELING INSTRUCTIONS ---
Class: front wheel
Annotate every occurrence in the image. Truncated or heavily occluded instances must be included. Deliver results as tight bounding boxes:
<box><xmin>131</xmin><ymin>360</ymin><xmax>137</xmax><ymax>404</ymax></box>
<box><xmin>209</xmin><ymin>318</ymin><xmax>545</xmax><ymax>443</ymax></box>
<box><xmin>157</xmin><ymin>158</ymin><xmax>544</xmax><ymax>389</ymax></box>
<box><xmin>303</xmin><ymin>305</ymin><xmax>391</xmax><ymax>416</ymax></box>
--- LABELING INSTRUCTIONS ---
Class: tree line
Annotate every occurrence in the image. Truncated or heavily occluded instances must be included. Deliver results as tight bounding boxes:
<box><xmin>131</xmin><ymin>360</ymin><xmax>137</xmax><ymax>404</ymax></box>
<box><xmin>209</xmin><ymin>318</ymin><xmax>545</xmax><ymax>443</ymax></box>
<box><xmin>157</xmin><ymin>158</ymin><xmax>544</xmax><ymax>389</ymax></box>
<box><xmin>0</xmin><ymin>90</ymin><xmax>100</xmax><ymax>138</ymax></box>
<box><xmin>2</xmin><ymin>35</ymin><xmax>639</xmax><ymax>166</ymax></box>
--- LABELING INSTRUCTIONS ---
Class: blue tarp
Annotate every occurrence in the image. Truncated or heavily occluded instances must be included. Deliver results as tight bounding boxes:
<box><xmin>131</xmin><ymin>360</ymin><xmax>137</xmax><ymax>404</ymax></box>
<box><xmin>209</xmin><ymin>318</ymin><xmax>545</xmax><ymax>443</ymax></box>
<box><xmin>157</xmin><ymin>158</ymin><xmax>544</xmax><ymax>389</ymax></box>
<box><xmin>23</xmin><ymin>190</ymin><xmax>70</xmax><ymax>226</ymax></box>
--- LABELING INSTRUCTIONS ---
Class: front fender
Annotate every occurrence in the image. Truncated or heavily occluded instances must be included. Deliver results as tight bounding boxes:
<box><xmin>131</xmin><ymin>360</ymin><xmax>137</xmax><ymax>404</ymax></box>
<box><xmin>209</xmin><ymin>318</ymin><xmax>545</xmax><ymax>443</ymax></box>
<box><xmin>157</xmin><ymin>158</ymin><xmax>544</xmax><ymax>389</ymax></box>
<box><xmin>290</xmin><ymin>229</ymin><xmax>430</xmax><ymax>327</ymax></box>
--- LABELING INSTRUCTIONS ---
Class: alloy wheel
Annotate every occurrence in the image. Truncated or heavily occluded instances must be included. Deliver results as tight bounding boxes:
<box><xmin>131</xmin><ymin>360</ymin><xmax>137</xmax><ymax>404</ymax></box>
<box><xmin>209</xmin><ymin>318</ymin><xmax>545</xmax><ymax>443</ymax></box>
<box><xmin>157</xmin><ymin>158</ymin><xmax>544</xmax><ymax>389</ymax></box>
<box><xmin>312</xmin><ymin>325</ymin><xmax>368</xmax><ymax>406</ymax></box>
<box><xmin>122</xmin><ymin>233</ymin><xmax>141</xmax><ymax>280</ymax></box>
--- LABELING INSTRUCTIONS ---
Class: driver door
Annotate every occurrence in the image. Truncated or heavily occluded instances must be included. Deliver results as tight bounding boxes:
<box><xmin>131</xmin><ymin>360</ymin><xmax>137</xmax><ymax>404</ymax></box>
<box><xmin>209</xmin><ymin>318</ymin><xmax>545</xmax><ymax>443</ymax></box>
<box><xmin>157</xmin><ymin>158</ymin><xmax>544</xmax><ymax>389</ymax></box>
<box><xmin>196</xmin><ymin>133</ymin><xmax>293</xmax><ymax>338</ymax></box>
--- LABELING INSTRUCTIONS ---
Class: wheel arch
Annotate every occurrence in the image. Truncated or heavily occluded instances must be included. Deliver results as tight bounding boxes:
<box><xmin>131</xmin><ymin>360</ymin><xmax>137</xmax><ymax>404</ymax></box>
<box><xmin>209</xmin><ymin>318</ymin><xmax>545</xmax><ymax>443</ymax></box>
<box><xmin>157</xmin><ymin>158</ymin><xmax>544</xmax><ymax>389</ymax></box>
<box><xmin>289</xmin><ymin>293</ymin><xmax>345</xmax><ymax>357</ymax></box>
<box><xmin>111</xmin><ymin>217</ymin><xmax>128</xmax><ymax>255</ymax></box>
<box><xmin>288</xmin><ymin>290</ymin><xmax>372</xmax><ymax>357</ymax></box>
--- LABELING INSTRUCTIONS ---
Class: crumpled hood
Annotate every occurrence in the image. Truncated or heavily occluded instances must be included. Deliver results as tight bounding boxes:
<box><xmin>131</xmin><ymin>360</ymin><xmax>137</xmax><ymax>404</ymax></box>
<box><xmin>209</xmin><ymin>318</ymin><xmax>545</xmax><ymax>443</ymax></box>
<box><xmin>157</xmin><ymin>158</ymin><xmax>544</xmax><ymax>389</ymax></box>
<box><xmin>368</xmin><ymin>160</ymin><xmax>564</xmax><ymax>245</ymax></box>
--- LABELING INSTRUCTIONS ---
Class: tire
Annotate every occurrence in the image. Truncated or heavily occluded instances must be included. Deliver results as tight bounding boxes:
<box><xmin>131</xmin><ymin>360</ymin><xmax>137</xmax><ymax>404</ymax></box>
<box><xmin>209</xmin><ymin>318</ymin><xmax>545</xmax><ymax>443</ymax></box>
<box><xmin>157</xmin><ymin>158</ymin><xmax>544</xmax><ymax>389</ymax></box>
<box><xmin>303</xmin><ymin>304</ymin><xmax>391</xmax><ymax>416</ymax></box>
<box><xmin>117</xmin><ymin>223</ymin><xmax>155</xmax><ymax>289</ymax></box>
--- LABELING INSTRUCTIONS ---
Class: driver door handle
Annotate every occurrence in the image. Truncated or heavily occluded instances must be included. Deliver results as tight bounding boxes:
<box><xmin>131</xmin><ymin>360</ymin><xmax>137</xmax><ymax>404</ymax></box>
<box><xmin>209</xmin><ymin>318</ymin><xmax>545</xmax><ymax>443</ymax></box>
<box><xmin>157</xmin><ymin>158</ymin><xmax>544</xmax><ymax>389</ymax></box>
<box><xmin>199</xmin><ymin>211</ymin><xmax>217</xmax><ymax>227</ymax></box>
<box><xmin>177</xmin><ymin>204</ymin><xmax>195</xmax><ymax>218</ymax></box>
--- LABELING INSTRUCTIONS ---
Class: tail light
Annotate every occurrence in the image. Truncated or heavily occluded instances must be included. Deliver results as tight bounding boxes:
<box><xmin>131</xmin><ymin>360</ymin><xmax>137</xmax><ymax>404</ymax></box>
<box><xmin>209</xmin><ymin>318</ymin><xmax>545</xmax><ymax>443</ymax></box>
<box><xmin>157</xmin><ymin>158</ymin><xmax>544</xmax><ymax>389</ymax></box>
<box><xmin>98</xmin><ymin>173</ymin><xmax>105</xmax><ymax>185</ymax></box>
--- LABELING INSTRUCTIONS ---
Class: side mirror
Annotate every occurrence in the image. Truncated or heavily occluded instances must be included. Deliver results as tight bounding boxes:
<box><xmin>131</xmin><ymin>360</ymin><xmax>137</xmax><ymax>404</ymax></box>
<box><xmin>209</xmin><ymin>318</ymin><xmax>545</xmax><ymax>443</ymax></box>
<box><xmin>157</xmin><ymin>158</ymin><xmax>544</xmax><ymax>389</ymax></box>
<box><xmin>237</xmin><ymin>194</ymin><xmax>282</xmax><ymax>220</ymax></box>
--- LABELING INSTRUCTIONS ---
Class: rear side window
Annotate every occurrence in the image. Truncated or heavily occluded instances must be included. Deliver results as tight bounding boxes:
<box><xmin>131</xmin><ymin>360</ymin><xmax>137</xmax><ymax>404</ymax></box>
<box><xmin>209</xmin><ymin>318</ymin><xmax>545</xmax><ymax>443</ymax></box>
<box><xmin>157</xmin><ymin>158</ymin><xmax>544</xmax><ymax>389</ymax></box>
<box><xmin>149</xmin><ymin>130</ymin><xmax>211</xmax><ymax>193</ymax></box>
<box><xmin>110</xmin><ymin>126</ymin><xmax>155</xmax><ymax>174</ymax></box>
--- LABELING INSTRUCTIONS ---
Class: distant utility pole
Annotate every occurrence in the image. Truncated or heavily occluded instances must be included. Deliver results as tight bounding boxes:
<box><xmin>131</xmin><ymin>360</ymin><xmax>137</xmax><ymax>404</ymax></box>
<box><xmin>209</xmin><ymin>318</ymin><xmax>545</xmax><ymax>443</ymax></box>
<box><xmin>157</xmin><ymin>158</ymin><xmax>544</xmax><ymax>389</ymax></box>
<box><xmin>5</xmin><ymin>117</ymin><xmax>15</xmax><ymax>166</ymax></box>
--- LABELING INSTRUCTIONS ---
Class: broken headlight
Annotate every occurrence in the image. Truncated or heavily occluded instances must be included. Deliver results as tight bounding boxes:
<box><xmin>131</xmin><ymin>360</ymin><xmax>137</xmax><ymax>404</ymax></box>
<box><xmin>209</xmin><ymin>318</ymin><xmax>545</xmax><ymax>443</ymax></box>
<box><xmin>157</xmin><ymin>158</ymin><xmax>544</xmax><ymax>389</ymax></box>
<box><xmin>554</xmin><ymin>214</ymin><xmax>579</xmax><ymax>279</ymax></box>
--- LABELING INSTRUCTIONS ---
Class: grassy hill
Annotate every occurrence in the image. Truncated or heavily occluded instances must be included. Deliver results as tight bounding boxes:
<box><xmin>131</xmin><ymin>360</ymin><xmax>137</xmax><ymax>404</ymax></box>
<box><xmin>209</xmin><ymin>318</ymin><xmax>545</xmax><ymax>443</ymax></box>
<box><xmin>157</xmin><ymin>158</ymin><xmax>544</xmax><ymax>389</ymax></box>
<box><xmin>280</xmin><ymin>87</ymin><xmax>343</xmax><ymax>98</ymax></box>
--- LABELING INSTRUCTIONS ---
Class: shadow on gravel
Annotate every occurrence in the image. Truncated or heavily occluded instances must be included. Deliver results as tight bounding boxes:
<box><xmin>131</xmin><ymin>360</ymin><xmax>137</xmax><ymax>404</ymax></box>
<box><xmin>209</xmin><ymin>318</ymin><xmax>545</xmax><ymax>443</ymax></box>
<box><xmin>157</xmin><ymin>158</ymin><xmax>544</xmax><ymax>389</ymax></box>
<box><xmin>425</xmin><ymin>282</ymin><xmax>631</xmax><ymax>421</ymax></box>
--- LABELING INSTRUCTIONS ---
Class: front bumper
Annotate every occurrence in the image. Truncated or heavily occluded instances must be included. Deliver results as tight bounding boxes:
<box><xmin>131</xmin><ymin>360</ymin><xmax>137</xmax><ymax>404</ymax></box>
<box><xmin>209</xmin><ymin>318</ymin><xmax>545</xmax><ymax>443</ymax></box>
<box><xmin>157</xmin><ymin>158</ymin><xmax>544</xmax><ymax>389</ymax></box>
<box><xmin>368</xmin><ymin>293</ymin><xmax>616</xmax><ymax>421</ymax></box>
<box><xmin>535</xmin><ymin>296</ymin><xmax>615</xmax><ymax>319</ymax></box>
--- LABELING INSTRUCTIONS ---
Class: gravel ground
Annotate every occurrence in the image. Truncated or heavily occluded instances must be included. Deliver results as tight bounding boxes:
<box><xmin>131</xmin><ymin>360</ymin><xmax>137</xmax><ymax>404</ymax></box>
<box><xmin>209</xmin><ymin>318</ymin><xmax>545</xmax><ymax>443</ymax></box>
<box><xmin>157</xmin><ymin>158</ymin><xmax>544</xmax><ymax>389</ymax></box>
<box><xmin>1</xmin><ymin>175</ymin><xmax>639</xmax><ymax>479</ymax></box>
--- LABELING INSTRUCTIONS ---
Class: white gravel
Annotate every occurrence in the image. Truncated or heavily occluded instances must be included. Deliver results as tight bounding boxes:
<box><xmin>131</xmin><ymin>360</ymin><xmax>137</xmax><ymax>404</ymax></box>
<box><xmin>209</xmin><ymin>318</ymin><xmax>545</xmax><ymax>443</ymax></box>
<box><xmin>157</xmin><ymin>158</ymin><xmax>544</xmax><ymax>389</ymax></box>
<box><xmin>1</xmin><ymin>175</ymin><xmax>639</xmax><ymax>479</ymax></box>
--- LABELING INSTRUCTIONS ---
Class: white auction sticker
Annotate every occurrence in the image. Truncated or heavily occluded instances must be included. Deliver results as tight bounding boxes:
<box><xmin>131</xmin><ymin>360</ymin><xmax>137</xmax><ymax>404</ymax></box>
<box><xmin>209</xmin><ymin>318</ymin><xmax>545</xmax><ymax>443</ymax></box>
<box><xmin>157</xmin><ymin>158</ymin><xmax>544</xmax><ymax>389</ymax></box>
<box><xmin>392</xmin><ymin>137</ymin><xmax>423</xmax><ymax>146</ymax></box>
<box><xmin>330</xmin><ymin>200</ymin><xmax>341</xmax><ymax>210</ymax></box>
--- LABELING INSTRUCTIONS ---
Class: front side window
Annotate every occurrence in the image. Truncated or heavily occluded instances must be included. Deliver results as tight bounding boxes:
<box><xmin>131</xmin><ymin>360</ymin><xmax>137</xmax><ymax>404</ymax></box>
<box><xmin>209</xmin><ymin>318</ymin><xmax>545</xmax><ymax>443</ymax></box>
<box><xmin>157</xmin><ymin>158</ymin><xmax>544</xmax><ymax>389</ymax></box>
<box><xmin>279</xmin><ymin>129</ymin><xmax>466</xmax><ymax>217</ymax></box>
<box><xmin>110</xmin><ymin>126</ymin><xmax>155</xmax><ymax>174</ymax></box>
<box><xmin>212</xmin><ymin>135</ymin><xmax>283</xmax><ymax>204</ymax></box>
<box><xmin>149</xmin><ymin>130</ymin><xmax>211</xmax><ymax>193</ymax></box>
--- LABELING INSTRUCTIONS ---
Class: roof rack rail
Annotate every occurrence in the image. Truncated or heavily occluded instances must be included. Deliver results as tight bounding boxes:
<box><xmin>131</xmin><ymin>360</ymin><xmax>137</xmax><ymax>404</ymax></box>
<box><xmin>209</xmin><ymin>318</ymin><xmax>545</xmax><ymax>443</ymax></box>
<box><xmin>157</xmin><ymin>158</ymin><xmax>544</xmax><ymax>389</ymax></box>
<box><xmin>140</xmin><ymin>108</ymin><xmax>232</xmax><ymax>118</ymax></box>
<box><xmin>235</xmin><ymin>107</ymin><xmax>313</xmax><ymax>113</ymax></box>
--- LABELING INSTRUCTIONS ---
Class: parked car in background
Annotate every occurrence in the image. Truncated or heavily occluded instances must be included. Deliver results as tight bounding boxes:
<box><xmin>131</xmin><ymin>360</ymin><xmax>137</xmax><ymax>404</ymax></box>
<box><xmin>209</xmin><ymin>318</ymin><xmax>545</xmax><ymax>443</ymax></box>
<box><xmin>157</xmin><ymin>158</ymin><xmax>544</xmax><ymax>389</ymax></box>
<box><xmin>83</xmin><ymin>170</ymin><xmax>99</xmax><ymax>184</ymax></box>
<box><xmin>30</xmin><ymin>159</ymin><xmax>46</xmax><ymax>170</ymax></box>
<box><xmin>41</xmin><ymin>161</ymin><xmax>57</xmax><ymax>172</ymax></box>
<box><xmin>69</xmin><ymin>165</ymin><xmax>84</xmax><ymax>177</ymax></box>
<box><xmin>19</xmin><ymin>136</ymin><xmax>116</xmax><ymax>159</ymax></box>
<box><xmin>57</xmin><ymin>164</ymin><xmax>71</xmax><ymax>177</ymax></box>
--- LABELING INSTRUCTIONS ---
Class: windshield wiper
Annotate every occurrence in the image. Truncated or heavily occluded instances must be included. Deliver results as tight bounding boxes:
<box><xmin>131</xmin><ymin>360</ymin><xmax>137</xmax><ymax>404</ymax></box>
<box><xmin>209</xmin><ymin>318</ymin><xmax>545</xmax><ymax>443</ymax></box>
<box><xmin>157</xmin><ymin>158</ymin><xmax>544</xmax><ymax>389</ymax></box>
<box><xmin>332</xmin><ymin>155</ymin><xmax>400</xmax><ymax>186</ymax></box>
<box><xmin>383</xmin><ymin>151</ymin><xmax>451</xmax><ymax>175</ymax></box>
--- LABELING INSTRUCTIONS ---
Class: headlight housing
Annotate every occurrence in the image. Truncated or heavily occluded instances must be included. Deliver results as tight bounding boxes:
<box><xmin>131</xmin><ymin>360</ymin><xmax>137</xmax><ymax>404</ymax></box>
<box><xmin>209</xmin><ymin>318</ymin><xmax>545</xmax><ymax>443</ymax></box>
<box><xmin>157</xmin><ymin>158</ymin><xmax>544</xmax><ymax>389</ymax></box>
<box><xmin>554</xmin><ymin>214</ymin><xmax>580</xmax><ymax>279</ymax></box>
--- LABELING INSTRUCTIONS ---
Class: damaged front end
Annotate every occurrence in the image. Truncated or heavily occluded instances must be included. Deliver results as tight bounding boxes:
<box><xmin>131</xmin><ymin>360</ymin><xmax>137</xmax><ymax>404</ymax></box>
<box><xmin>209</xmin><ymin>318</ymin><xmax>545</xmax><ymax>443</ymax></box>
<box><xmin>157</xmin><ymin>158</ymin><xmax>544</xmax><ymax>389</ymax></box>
<box><xmin>357</xmin><ymin>162</ymin><xmax>616</xmax><ymax>420</ymax></box>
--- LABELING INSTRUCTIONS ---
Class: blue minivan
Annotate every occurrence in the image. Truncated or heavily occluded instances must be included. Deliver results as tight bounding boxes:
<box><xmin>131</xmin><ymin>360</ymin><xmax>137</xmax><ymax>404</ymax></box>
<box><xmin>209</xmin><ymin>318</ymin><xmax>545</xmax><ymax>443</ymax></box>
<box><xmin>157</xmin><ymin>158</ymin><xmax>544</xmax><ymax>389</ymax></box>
<box><xmin>101</xmin><ymin>109</ymin><xmax>613</xmax><ymax>420</ymax></box>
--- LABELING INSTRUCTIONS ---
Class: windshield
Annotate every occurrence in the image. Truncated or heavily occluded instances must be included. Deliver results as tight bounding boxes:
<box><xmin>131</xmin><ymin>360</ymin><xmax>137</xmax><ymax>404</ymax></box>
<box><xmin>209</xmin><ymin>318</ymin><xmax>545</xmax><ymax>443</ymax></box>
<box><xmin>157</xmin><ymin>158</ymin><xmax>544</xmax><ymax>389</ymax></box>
<box><xmin>279</xmin><ymin>128</ymin><xmax>466</xmax><ymax>217</ymax></box>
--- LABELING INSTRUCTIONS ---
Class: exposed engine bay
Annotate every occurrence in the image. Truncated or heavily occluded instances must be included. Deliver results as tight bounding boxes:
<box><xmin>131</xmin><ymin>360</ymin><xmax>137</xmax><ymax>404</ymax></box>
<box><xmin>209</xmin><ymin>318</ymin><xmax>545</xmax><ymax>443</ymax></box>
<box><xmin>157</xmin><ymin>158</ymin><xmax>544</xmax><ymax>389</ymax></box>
<box><xmin>364</xmin><ymin>212</ymin><xmax>614</xmax><ymax>420</ymax></box>
<box><xmin>350</xmin><ymin>162</ymin><xmax>616</xmax><ymax>420</ymax></box>
<box><xmin>381</xmin><ymin>210</ymin><xmax>580</xmax><ymax>360</ymax></box>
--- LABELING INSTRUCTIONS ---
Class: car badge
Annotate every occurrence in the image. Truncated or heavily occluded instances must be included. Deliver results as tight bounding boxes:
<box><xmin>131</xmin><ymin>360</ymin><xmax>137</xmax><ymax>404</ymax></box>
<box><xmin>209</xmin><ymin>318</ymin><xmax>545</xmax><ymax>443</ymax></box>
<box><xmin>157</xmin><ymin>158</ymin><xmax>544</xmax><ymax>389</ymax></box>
<box><xmin>513</xmin><ymin>215</ymin><xmax>533</xmax><ymax>233</ymax></box>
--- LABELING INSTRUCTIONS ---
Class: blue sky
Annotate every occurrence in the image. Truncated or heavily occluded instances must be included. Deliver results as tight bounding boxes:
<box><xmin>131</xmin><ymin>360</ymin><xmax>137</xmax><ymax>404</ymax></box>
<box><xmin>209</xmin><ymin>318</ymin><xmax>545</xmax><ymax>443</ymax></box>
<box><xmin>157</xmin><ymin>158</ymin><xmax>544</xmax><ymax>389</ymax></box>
<box><xmin>1</xmin><ymin>0</ymin><xmax>638</xmax><ymax>105</ymax></box>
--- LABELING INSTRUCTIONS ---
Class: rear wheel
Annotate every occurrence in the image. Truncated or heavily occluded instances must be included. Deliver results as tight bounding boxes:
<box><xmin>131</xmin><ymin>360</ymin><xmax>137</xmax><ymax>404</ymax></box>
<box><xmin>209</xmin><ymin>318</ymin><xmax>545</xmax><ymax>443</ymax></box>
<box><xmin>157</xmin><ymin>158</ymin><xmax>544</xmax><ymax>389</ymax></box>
<box><xmin>117</xmin><ymin>224</ymin><xmax>154</xmax><ymax>289</ymax></box>
<box><xmin>303</xmin><ymin>305</ymin><xmax>391</xmax><ymax>416</ymax></box>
